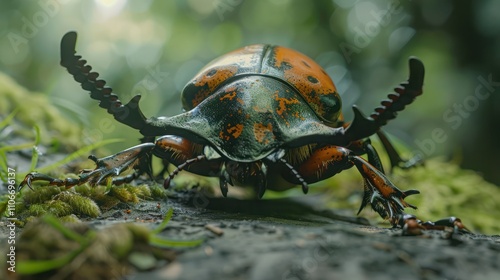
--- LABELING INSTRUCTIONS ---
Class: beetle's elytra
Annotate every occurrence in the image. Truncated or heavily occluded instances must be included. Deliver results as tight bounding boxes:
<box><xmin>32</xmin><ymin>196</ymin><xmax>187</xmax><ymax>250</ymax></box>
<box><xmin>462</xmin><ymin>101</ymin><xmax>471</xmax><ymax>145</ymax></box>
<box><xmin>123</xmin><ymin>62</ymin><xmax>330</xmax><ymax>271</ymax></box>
<box><xmin>182</xmin><ymin>44</ymin><xmax>342</xmax><ymax>124</ymax></box>
<box><xmin>21</xmin><ymin>31</ymin><xmax>454</xmax><ymax>230</ymax></box>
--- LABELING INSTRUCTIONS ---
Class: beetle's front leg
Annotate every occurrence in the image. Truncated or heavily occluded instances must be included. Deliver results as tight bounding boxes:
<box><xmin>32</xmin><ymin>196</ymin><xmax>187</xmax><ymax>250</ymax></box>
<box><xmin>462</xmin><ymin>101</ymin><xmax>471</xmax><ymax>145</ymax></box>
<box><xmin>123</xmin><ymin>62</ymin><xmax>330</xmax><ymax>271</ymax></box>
<box><xmin>19</xmin><ymin>143</ymin><xmax>156</xmax><ymax>190</ymax></box>
<box><xmin>376</xmin><ymin>131</ymin><xmax>423</xmax><ymax>170</ymax></box>
<box><xmin>351</xmin><ymin>155</ymin><xmax>420</xmax><ymax>219</ymax></box>
<box><xmin>294</xmin><ymin>145</ymin><xmax>419</xmax><ymax>220</ymax></box>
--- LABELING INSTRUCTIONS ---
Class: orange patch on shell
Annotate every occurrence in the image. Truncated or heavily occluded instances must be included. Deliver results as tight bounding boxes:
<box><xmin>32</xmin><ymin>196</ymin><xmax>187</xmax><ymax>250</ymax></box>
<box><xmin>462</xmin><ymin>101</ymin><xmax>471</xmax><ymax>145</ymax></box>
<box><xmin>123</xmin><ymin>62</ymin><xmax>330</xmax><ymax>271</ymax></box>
<box><xmin>219</xmin><ymin>123</ymin><xmax>244</xmax><ymax>141</ymax></box>
<box><xmin>274</xmin><ymin>92</ymin><xmax>300</xmax><ymax>116</ymax></box>
<box><xmin>253</xmin><ymin>123</ymin><xmax>274</xmax><ymax>144</ymax></box>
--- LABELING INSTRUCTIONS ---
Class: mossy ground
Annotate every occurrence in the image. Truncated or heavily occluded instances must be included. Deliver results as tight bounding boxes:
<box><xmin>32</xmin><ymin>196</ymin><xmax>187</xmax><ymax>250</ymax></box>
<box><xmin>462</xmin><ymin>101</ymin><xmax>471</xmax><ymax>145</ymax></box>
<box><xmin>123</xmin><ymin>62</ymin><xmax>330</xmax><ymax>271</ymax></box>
<box><xmin>4</xmin><ymin>183</ymin><xmax>167</xmax><ymax>227</ymax></box>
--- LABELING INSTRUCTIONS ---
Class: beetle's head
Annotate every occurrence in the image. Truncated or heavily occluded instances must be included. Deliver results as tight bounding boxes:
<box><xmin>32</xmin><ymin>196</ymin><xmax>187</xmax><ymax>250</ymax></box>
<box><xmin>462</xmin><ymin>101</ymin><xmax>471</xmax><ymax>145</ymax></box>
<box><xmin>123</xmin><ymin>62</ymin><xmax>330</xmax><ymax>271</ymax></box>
<box><xmin>158</xmin><ymin>134</ymin><xmax>307</xmax><ymax>198</ymax></box>
<box><xmin>201</xmin><ymin>145</ymin><xmax>300</xmax><ymax>197</ymax></box>
<box><xmin>224</xmin><ymin>160</ymin><xmax>265</xmax><ymax>187</ymax></box>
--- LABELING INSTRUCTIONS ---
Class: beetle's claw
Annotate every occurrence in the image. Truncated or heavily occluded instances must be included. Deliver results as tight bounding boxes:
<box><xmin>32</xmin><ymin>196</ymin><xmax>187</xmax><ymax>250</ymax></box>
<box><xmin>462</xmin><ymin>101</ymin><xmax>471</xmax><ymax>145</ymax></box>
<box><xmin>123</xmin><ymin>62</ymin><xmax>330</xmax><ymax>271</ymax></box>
<box><xmin>353</xmin><ymin>156</ymin><xmax>420</xmax><ymax>220</ymax></box>
<box><xmin>18</xmin><ymin>172</ymin><xmax>80</xmax><ymax>191</ymax></box>
<box><xmin>18</xmin><ymin>172</ymin><xmax>40</xmax><ymax>191</ymax></box>
<box><xmin>358</xmin><ymin>178</ymin><xmax>419</xmax><ymax>220</ymax></box>
<box><xmin>357</xmin><ymin>180</ymin><xmax>372</xmax><ymax>215</ymax></box>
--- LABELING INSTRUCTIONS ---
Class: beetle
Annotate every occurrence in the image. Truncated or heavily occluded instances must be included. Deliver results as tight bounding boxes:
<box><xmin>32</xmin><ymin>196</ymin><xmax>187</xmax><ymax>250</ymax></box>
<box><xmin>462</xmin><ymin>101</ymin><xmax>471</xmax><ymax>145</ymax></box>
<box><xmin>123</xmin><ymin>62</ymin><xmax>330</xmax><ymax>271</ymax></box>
<box><xmin>20</xmin><ymin>32</ymin><xmax>466</xmax><ymax>231</ymax></box>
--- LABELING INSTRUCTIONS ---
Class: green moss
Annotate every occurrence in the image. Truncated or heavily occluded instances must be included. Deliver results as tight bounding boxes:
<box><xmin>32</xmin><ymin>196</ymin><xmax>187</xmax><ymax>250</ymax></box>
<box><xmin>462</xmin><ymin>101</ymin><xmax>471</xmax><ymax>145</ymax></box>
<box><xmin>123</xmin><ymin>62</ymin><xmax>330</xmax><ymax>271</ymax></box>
<box><xmin>127</xmin><ymin>184</ymin><xmax>152</xmax><ymax>199</ymax></box>
<box><xmin>13</xmin><ymin>181</ymin><xmax>167</xmax><ymax>223</ymax></box>
<box><xmin>150</xmin><ymin>184</ymin><xmax>167</xmax><ymax>199</ymax></box>
<box><xmin>22</xmin><ymin>185</ymin><xmax>65</xmax><ymax>205</ymax></box>
<box><xmin>55</xmin><ymin>191</ymin><xmax>101</xmax><ymax>218</ymax></box>
<box><xmin>58</xmin><ymin>214</ymin><xmax>82</xmax><ymax>223</ymax></box>
<box><xmin>46</xmin><ymin>200</ymin><xmax>73</xmax><ymax>216</ymax></box>
<box><xmin>109</xmin><ymin>185</ymin><xmax>139</xmax><ymax>203</ymax></box>
<box><xmin>72</xmin><ymin>184</ymin><xmax>119</xmax><ymax>209</ymax></box>
<box><xmin>27</xmin><ymin>204</ymin><xmax>47</xmax><ymax>216</ymax></box>
<box><xmin>107</xmin><ymin>184</ymin><xmax>162</xmax><ymax>203</ymax></box>
<box><xmin>26</xmin><ymin>199</ymin><xmax>73</xmax><ymax>218</ymax></box>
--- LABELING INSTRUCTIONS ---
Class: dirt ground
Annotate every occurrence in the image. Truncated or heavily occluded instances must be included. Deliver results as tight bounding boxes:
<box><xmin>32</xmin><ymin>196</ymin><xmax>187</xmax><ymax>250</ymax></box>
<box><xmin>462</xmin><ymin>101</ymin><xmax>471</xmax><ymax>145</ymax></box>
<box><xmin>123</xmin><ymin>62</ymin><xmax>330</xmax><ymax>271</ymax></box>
<box><xmin>91</xmin><ymin>190</ymin><xmax>500</xmax><ymax>280</ymax></box>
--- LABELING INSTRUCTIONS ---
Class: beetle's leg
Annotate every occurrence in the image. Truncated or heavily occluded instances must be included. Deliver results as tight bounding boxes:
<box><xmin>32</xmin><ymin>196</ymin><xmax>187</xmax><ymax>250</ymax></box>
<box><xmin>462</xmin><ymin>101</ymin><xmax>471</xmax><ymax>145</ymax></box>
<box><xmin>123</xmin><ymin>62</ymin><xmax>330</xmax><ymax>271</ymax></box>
<box><xmin>155</xmin><ymin>135</ymin><xmax>226</xmax><ymax>190</ymax></box>
<box><xmin>255</xmin><ymin>162</ymin><xmax>268</xmax><ymax>199</ymax></box>
<box><xmin>278</xmin><ymin>158</ymin><xmax>309</xmax><ymax>194</ymax></box>
<box><xmin>19</xmin><ymin>172</ymin><xmax>85</xmax><ymax>190</ymax></box>
<box><xmin>352</xmin><ymin>155</ymin><xmax>419</xmax><ymax>218</ymax></box>
<box><xmin>19</xmin><ymin>143</ymin><xmax>156</xmax><ymax>190</ymax></box>
<box><xmin>393</xmin><ymin>214</ymin><xmax>470</xmax><ymax>235</ymax></box>
<box><xmin>348</xmin><ymin>138</ymin><xmax>385</xmax><ymax>174</ymax></box>
<box><xmin>349</xmin><ymin>134</ymin><xmax>422</xmax><ymax>174</ymax></box>
<box><xmin>292</xmin><ymin>145</ymin><xmax>419</xmax><ymax>219</ymax></box>
<box><xmin>376</xmin><ymin>131</ymin><xmax>423</xmax><ymax>170</ymax></box>
<box><xmin>219</xmin><ymin>165</ymin><xmax>229</xmax><ymax>197</ymax></box>
<box><xmin>266</xmin><ymin>150</ymin><xmax>309</xmax><ymax>194</ymax></box>
<box><xmin>420</xmin><ymin>216</ymin><xmax>470</xmax><ymax>233</ymax></box>
<box><xmin>163</xmin><ymin>155</ymin><xmax>207</xmax><ymax>188</ymax></box>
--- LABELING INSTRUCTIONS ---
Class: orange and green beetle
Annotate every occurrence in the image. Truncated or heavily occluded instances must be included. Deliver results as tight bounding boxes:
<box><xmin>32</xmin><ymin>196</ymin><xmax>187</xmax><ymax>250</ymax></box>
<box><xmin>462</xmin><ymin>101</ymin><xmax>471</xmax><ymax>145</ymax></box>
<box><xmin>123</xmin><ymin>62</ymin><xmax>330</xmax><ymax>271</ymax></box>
<box><xmin>20</xmin><ymin>32</ymin><xmax>466</xmax><ymax>231</ymax></box>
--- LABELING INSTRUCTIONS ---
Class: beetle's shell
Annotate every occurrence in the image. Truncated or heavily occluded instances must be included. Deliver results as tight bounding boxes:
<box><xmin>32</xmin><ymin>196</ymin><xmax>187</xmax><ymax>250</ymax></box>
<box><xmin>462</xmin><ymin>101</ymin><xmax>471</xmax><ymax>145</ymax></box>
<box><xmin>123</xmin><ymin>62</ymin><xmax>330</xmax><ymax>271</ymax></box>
<box><xmin>161</xmin><ymin>76</ymin><xmax>345</xmax><ymax>162</ymax></box>
<box><xmin>182</xmin><ymin>45</ymin><xmax>342</xmax><ymax>124</ymax></box>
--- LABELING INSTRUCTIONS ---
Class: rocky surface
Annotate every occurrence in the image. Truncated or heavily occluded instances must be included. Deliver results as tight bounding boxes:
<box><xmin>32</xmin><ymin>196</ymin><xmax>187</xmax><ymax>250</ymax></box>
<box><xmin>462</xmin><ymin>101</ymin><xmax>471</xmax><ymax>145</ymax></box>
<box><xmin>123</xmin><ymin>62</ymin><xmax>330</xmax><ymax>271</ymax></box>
<box><xmin>100</xmin><ymin>191</ymin><xmax>500</xmax><ymax>280</ymax></box>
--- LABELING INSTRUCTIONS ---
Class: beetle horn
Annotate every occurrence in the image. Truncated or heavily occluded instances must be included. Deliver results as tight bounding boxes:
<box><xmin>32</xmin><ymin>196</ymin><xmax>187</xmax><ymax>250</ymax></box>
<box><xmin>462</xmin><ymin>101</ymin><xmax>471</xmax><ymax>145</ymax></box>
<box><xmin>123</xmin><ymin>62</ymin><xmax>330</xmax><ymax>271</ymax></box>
<box><xmin>344</xmin><ymin>105</ymin><xmax>379</xmax><ymax>142</ymax></box>
<box><xmin>345</xmin><ymin>57</ymin><xmax>425</xmax><ymax>141</ymax></box>
<box><xmin>60</xmin><ymin>31</ymin><xmax>149</xmax><ymax>131</ymax></box>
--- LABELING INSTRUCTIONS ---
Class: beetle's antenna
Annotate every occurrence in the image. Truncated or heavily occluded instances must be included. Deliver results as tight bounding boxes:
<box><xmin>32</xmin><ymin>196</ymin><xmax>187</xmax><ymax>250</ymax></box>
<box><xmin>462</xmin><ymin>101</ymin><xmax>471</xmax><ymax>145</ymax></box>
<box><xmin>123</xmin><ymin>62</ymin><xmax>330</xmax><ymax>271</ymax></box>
<box><xmin>163</xmin><ymin>155</ymin><xmax>206</xmax><ymax>188</ymax></box>
<box><xmin>278</xmin><ymin>158</ymin><xmax>309</xmax><ymax>194</ymax></box>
